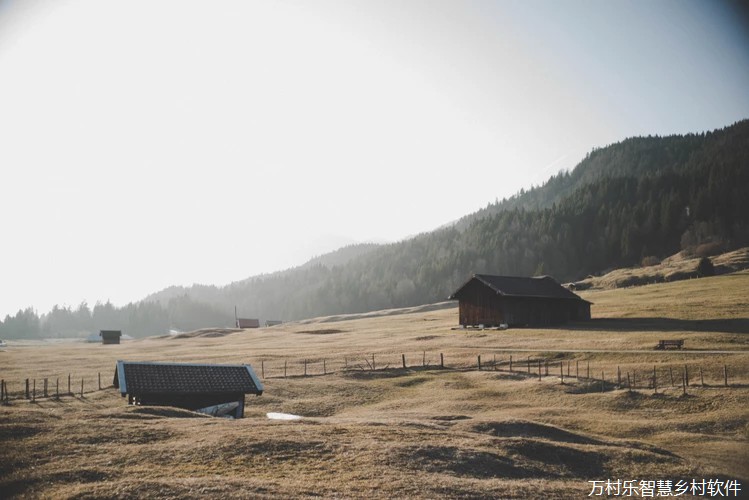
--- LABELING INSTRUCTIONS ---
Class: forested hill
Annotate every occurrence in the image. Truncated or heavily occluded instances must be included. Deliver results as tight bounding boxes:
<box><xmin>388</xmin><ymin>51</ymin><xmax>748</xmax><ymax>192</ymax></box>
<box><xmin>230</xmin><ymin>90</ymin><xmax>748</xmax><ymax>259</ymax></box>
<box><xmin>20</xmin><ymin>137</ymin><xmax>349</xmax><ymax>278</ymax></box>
<box><xmin>147</xmin><ymin>119</ymin><xmax>747</xmax><ymax>321</ymax></box>
<box><xmin>3</xmin><ymin>120</ymin><xmax>748</xmax><ymax>338</ymax></box>
<box><xmin>454</xmin><ymin>120</ymin><xmax>748</xmax><ymax>229</ymax></box>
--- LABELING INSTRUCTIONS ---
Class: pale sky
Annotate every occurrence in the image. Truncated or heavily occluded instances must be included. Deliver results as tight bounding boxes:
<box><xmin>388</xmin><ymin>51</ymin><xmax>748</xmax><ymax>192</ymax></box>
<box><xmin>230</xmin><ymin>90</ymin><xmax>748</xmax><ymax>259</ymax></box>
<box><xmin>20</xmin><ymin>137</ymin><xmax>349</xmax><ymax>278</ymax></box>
<box><xmin>1</xmin><ymin>0</ymin><xmax>748</xmax><ymax>318</ymax></box>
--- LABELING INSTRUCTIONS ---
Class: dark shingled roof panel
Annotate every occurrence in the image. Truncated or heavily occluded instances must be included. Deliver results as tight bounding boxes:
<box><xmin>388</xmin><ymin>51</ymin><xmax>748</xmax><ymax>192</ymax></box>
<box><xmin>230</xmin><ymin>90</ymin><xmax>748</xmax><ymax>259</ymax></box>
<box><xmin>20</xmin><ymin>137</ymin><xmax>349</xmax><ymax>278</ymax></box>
<box><xmin>449</xmin><ymin>274</ymin><xmax>590</xmax><ymax>302</ymax></box>
<box><xmin>114</xmin><ymin>361</ymin><xmax>263</xmax><ymax>396</ymax></box>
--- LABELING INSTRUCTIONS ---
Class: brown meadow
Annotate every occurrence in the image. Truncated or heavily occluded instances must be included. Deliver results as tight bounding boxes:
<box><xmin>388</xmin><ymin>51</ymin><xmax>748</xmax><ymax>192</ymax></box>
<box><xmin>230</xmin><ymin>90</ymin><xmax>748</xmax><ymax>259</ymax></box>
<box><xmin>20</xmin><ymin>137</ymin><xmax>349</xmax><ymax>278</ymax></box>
<box><xmin>1</xmin><ymin>271</ymin><xmax>748</xmax><ymax>498</ymax></box>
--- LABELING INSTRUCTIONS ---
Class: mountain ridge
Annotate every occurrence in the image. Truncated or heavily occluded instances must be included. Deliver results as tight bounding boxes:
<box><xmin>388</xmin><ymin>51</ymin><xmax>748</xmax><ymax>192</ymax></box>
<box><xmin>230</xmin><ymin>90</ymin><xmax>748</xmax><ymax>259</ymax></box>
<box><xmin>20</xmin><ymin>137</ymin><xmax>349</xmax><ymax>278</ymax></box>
<box><xmin>141</xmin><ymin>119</ymin><xmax>748</xmax><ymax>324</ymax></box>
<box><xmin>3</xmin><ymin>119</ymin><xmax>747</xmax><ymax>338</ymax></box>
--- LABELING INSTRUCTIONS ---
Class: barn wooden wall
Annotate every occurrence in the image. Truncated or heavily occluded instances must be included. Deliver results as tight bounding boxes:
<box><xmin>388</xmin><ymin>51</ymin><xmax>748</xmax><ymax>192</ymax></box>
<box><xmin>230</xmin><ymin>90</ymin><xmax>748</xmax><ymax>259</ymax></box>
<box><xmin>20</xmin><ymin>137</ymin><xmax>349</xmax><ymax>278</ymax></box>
<box><xmin>455</xmin><ymin>281</ymin><xmax>590</xmax><ymax>327</ymax></box>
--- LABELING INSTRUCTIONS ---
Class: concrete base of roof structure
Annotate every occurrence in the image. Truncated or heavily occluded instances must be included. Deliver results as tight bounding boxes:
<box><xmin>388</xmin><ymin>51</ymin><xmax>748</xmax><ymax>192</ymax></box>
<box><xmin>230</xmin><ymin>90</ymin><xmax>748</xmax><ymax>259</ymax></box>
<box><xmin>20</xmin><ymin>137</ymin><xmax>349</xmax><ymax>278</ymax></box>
<box><xmin>126</xmin><ymin>393</ymin><xmax>247</xmax><ymax>418</ymax></box>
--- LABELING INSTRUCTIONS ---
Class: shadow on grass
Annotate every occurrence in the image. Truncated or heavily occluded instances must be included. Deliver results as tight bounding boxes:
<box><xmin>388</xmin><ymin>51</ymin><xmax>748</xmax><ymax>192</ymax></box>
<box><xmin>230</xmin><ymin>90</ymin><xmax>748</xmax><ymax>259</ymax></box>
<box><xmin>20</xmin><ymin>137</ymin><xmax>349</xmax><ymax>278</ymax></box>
<box><xmin>566</xmin><ymin>317</ymin><xmax>749</xmax><ymax>334</ymax></box>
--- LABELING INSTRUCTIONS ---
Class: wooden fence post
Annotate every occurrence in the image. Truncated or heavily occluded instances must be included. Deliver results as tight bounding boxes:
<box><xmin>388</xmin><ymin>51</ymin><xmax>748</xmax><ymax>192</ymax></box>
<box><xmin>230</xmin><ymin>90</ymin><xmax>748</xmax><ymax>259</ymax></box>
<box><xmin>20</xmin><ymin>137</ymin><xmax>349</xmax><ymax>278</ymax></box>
<box><xmin>560</xmin><ymin>362</ymin><xmax>564</xmax><ymax>384</ymax></box>
<box><xmin>509</xmin><ymin>355</ymin><xmax>513</xmax><ymax>372</ymax></box>
<box><xmin>68</xmin><ymin>374</ymin><xmax>71</xmax><ymax>395</ymax></box>
<box><xmin>601</xmin><ymin>371</ymin><xmax>605</xmax><ymax>393</ymax></box>
<box><xmin>323</xmin><ymin>359</ymin><xmax>326</xmax><ymax>375</ymax></box>
<box><xmin>423</xmin><ymin>351</ymin><xmax>426</xmax><ymax>367</ymax></box>
<box><xmin>284</xmin><ymin>361</ymin><xmax>287</xmax><ymax>379</ymax></box>
<box><xmin>304</xmin><ymin>359</ymin><xmax>307</xmax><ymax>377</ymax></box>
<box><xmin>700</xmin><ymin>367</ymin><xmax>704</xmax><ymax>387</ymax></box>
<box><xmin>44</xmin><ymin>378</ymin><xmax>48</xmax><ymax>398</ymax></box>
<box><xmin>544</xmin><ymin>360</ymin><xmax>549</xmax><ymax>376</ymax></box>
<box><xmin>402</xmin><ymin>354</ymin><xmax>406</xmax><ymax>369</ymax></box>
<box><xmin>98</xmin><ymin>372</ymin><xmax>101</xmax><ymax>390</ymax></box>
<box><xmin>81</xmin><ymin>378</ymin><xmax>84</xmax><ymax>398</ymax></box>
<box><xmin>25</xmin><ymin>378</ymin><xmax>29</xmax><ymax>400</ymax></box>
<box><xmin>440</xmin><ymin>353</ymin><xmax>444</xmax><ymax>368</ymax></box>
<box><xmin>724</xmin><ymin>365</ymin><xmax>728</xmax><ymax>387</ymax></box>
<box><xmin>527</xmin><ymin>357</ymin><xmax>530</xmax><ymax>373</ymax></box>
<box><xmin>567</xmin><ymin>361</ymin><xmax>570</xmax><ymax>377</ymax></box>
<box><xmin>32</xmin><ymin>379</ymin><xmax>36</xmax><ymax>402</ymax></box>
<box><xmin>1</xmin><ymin>380</ymin><xmax>3</xmax><ymax>402</ymax></box>
<box><xmin>372</xmin><ymin>354</ymin><xmax>375</xmax><ymax>371</ymax></box>
<box><xmin>538</xmin><ymin>360</ymin><xmax>542</xmax><ymax>381</ymax></box>
<box><xmin>587</xmin><ymin>361</ymin><xmax>590</xmax><ymax>380</ymax></box>
<box><xmin>684</xmin><ymin>365</ymin><xmax>689</xmax><ymax>387</ymax></box>
<box><xmin>56</xmin><ymin>378</ymin><xmax>59</xmax><ymax>400</ymax></box>
<box><xmin>653</xmin><ymin>366</ymin><xmax>657</xmax><ymax>394</ymax></box>
<box><xmin>669</xmin><ymin>367</ymin><xmax>674</xmax><ymax>387</ymax></box>
<box><xmin>576</xmin><ymin>361</ymin><xmax>579</xmax><ymax>379</ymax></box>
<box><xmin>478</xmin><ymin>355</ymin><xmax>482</xmax><ymax>371</ymax></box>
<box><xmin>261</xmin><ymin>360</ymin><xmax>265</xmax><ymax>379</ymax></box>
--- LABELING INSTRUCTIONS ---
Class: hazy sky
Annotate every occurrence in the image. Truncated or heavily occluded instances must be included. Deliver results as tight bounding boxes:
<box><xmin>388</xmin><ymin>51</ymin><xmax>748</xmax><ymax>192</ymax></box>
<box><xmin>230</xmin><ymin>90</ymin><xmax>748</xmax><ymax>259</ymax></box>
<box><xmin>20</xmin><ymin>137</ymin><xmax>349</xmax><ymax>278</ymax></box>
<box><xmin>1</xmin><ymin>0</ymin><xmax>748</xmax><ymax>318</ymax></box>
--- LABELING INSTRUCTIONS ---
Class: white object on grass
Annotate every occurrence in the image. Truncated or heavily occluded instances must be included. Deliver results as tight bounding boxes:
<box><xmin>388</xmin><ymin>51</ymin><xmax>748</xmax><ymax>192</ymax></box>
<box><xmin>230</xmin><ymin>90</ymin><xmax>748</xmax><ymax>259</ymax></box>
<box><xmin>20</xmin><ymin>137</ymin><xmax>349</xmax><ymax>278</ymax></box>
<box><xmin>266</xmin><ymin>412</ymin><xmax>303</xmax><ymax>420</ymax></box>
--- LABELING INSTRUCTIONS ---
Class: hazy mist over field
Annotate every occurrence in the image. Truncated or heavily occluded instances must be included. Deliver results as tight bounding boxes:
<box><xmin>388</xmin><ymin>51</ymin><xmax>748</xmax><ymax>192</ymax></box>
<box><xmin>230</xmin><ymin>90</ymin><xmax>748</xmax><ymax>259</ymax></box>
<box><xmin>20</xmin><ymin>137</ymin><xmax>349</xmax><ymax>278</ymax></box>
<box><xmin>1</xmin><ymin>0</ymin><xmax>748</xmax><ymax>318</ymax></box>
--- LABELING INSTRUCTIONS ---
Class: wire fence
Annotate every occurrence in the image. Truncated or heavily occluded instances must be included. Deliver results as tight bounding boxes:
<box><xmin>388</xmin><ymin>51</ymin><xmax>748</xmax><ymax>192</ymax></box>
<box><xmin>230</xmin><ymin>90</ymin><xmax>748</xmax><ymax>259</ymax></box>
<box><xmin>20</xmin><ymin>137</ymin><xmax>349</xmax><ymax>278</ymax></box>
<box><xmin>0</xmin><ymin>352</ymin><xmax>739</xmax><ymax>405</ymax></box>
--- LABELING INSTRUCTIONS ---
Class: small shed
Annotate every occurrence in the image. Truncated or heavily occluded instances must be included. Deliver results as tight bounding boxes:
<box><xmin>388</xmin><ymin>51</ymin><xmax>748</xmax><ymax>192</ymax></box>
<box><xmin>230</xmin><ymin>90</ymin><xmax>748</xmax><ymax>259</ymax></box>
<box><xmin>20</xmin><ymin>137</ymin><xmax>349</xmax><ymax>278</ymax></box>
<box><xmin>100</xmin><ymin>330</ymin><xmax>122</xmax><ymax>344</ymax></box>
<box><xmin>113</xmin><ymin>360</ymin><xmax>263</xmax><ymax>418</ymax></box>
<box><xmin>449</xmin><ymin>274</ymin><xmax>591</xmax><ymax>327</ymax></box>
<box><xmin>236</xmin><ymin>318</ymin><xmax>260</xmax><ymax>329</ymax></box>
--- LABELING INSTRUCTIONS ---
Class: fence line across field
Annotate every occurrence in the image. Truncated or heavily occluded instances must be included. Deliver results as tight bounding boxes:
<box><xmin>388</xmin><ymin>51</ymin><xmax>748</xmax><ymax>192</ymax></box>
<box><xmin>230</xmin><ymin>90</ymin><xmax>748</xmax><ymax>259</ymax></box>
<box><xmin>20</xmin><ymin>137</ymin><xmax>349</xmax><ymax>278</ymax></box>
<box><xmin>0</xmin><ymin>353</ymin><xmax>740</xmax><ymax>404</ymax></box>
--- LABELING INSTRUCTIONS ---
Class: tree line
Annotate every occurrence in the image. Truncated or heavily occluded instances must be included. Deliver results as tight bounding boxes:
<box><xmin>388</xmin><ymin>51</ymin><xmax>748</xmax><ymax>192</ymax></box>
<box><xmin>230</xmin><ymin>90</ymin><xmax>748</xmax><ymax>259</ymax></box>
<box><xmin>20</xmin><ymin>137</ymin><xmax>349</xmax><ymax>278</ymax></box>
<box><xmin>0</xmin><ymin>296</ymin><xmax>233</xmax><ymax>339</ymax></box>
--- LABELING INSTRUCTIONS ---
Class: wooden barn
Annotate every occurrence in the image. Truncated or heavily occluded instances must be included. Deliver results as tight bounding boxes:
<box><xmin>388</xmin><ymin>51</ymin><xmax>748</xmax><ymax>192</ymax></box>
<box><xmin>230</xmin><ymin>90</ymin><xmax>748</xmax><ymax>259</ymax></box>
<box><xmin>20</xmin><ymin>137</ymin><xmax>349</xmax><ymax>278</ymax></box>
<box><xmin>449</xmin><ymin>274</ymin><xmax>591</xmax><ymax>327</ymax></box>
<box><xmin>236</xmin><ymin>318</ymin><xmax>260</xmax><ymax>329</ymax></box>
<box><xmin>113</xmin><ymin>360</ymin><xmax>263</xmax><ymax>418</ymax></box>
<box><xmin>100</xmin><ymin>330</ymin><xmax>122</xmax><ymax>344</ymax></box>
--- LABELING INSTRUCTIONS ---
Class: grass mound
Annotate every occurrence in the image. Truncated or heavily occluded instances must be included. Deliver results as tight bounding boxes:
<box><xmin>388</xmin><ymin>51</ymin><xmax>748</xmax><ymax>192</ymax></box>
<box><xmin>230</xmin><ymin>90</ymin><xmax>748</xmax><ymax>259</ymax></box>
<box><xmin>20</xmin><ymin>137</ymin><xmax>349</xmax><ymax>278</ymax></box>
<box><xmin>394</xmin><ymin>444</ymin><xmax>533</xmax><ymax>479</ymax></box>
<box><xmin>464</xmin><ymin>418</ymin><xmax>602</xmax><ymax>445</ymax></box>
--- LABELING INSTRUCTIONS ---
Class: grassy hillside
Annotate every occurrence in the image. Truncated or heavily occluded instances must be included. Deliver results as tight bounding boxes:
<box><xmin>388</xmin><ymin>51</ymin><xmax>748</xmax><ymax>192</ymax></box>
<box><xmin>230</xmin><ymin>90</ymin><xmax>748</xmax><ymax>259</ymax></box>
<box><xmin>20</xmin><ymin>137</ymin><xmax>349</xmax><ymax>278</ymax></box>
<box><xmin>575</xmin><ymin>247</ymin><xmax>749</xmax><ymax>290</ymax></box>
<box><xmin>1</xmin><ymin>272</ymin><xmax>747</xmax><ymax>498</ymax></box>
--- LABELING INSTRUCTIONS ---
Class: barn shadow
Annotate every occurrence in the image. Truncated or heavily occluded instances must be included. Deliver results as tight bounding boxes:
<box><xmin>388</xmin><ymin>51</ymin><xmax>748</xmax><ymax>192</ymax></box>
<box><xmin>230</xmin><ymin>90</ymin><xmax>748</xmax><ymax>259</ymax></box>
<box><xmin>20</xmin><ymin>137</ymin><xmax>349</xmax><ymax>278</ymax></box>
<box><xmin>565</xmin><ymin>317</ymin><xmax>749</xmax><ymax>334</ymax></box>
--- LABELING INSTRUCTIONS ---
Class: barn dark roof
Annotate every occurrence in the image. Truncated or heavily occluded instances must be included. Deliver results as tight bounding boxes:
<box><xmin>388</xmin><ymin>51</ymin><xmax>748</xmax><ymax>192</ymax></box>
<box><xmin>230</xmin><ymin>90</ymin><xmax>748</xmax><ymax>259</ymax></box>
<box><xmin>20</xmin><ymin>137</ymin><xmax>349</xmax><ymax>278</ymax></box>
<box><xmin>449</xmin><ymin>274</ymin><xmax>590</xmax><ymax>302</ymax></box>
<box><xmin>114</xmin><ymin>360</ymin><xmax>263</xmax><ymax>396</ymax></box>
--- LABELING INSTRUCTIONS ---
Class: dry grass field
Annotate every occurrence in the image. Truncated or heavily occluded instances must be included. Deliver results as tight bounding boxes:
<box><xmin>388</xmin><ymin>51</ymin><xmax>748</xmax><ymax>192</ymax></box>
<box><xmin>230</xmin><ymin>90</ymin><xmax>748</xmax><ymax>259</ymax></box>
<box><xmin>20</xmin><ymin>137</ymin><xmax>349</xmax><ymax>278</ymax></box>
<box><xmin>1</xmin><ymin>271</ymin><xmax>748</xmax><ymax>498</ymax></box>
